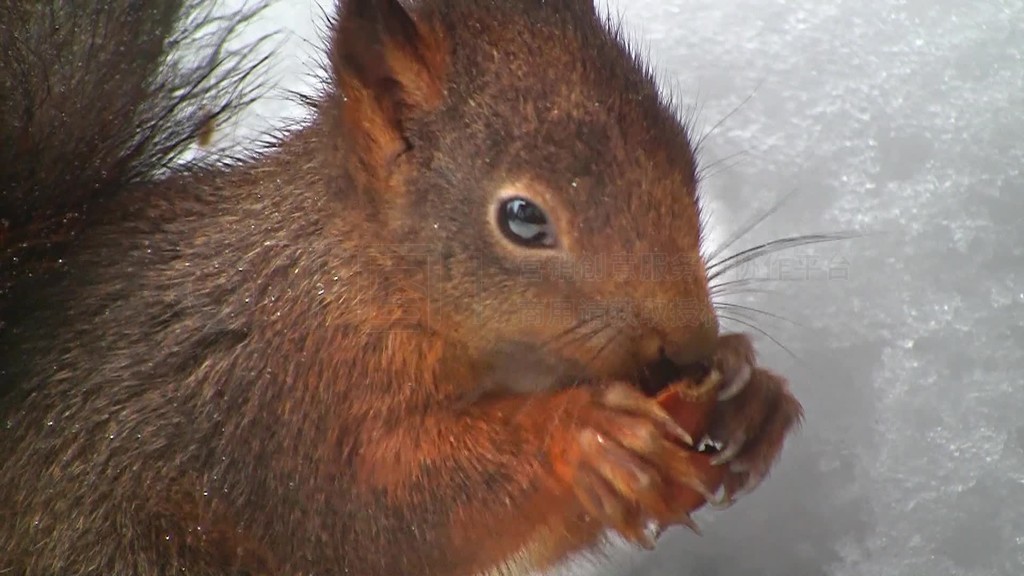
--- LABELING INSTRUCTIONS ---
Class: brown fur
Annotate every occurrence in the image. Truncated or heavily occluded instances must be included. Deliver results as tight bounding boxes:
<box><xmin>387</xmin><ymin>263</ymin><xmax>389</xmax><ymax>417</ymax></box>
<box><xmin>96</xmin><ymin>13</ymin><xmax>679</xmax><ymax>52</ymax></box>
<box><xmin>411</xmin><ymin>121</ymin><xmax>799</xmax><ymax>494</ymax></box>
<box><xmin>0</xmin><ymin>1</ymin><xmax>802</xmax><ymax>575</ymax></box>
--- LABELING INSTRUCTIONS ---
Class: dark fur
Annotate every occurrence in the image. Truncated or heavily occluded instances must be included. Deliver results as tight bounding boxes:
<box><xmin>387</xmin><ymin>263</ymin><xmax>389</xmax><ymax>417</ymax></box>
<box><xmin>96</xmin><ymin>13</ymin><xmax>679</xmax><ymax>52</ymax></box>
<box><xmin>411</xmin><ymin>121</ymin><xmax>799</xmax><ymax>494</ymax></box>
<box><xmin>0</xmin><ymin>1</ymin><xmax>719</xmax><ymax>574</ymax></box>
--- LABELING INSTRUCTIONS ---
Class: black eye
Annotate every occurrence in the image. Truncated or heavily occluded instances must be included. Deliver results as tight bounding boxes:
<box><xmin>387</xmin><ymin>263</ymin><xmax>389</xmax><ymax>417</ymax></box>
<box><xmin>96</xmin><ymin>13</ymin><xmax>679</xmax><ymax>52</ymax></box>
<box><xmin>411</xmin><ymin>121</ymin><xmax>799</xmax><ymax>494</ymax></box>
<box><xmin>497</xmin><ymin>197</ymin><xmax>557</xmax><ymax>248</ymax></box>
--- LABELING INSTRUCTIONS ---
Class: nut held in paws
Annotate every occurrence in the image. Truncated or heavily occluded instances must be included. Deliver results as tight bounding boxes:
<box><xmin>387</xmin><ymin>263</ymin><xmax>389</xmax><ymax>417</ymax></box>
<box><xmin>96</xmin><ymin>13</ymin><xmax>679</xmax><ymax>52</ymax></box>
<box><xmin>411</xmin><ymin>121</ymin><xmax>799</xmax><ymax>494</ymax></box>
<box><xmin>653</xmin><ymin>370</ymin><xmax>727</xmax><ymax>516</ymax></box>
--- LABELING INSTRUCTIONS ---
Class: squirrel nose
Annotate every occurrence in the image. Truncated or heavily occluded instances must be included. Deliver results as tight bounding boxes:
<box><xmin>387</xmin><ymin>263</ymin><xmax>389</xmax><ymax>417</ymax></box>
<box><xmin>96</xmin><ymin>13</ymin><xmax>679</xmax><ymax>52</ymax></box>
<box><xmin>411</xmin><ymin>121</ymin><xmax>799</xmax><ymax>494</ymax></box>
<box><xmin>637</xmin><ymin>317</ymin><xmax>719</xmax><ymax>368</ymax></box>
<box><xmin>664</xmin><ymin>318</ymin><xmax>719</xmax><ymax>366</ymax></box>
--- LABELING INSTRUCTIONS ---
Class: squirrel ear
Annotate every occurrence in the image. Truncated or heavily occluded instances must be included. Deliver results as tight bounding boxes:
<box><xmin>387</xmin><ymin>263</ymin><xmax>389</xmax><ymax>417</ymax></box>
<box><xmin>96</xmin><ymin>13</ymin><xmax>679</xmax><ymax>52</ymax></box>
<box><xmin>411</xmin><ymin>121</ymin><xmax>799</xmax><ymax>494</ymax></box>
<box><xmin>331</xmin><ymin>0</ymin><xmax>447</xmax><ymax>173</ymax></box>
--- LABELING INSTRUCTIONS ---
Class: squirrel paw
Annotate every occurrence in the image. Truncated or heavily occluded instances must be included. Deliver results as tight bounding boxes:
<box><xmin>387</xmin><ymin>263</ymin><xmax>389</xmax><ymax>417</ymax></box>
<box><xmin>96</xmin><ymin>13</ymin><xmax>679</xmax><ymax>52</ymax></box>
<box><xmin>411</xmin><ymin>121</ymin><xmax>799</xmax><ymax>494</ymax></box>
<box><xmin>549</xmin><ymin>383</ymin><xmax>719</xmax><ymax>548</ymax></box>
<box><xmin>706</xmin><ymin>333</ymin><xmax>804</xmax><ymax>506</ymax></box>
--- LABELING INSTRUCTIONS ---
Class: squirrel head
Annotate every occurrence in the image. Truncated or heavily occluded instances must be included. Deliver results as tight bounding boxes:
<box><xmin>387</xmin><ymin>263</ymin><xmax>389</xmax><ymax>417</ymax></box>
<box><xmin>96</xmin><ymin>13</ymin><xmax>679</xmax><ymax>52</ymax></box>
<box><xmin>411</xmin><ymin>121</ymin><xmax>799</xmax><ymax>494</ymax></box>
<box><xmin>326</xmin><ymin>0</ymin><xmax>717</xmax><ymax>390</ymax></box>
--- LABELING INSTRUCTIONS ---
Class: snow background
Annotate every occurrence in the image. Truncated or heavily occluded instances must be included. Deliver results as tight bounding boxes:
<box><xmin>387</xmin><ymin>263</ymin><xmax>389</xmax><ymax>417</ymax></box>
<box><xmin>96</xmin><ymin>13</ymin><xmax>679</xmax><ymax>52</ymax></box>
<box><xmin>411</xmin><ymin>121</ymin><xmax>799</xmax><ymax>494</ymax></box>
<box><xmin>213</xmin><ymin>1</ymin><xmax>1024</xmax><ymax>574</ymax></box>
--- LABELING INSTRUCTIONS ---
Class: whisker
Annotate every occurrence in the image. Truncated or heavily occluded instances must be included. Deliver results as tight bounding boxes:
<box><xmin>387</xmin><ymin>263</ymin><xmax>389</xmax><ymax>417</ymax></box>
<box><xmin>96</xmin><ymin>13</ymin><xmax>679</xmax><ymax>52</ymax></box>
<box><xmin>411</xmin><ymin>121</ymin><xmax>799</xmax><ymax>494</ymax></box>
<box><xmin>710</xmin><ymin>277</ymin><xmax>761</xmax><ymax>292</ymax></box>
<box><xmin>548</xmin><ymin>315</ymin><xmax>609</xmax><ymax>356</ymax></box>
<box><xmin>717</xmin><ymin>313</ymin><xmax>798</xmax><ymax>360</ymax></box>
<box><xmin>708</xmin><ymin>232</ymin><xmax>860</xmax><ymax>281</ymax></box>
<box><xmin>705</xmin><ymin>187</ymin><xmax>803</xmax><ymax>265</ymax></box>
<box><xmin>697</xmin><ymin>150</ymin><xmax>749</xmax><ymax>182</ymax></box>
<box><xmin>712</xmin><ymin>286</ymin><xmax>777</xmax><ymax>299</ymax></box>
<box><xmin>710</xmin><ymin>277</ymin><xmax>778</xmax><ymax>295</ymax></box>
<box><xmin>578</xmin><ymin>318</ymin><xmax>615</xmax><ymax>353</ymax></box>
<box><xmin>714</xmin><ymin>302</ymin><xmax>804</xmax><ymax>328</ymax></box>
<box><xmin>540</xmin><ymin>314</ymin><xmax>598</xmax><ymax>349</ymax></box>
<box><xmin>694</xmin><ymin>78</ymin><xmax>765</xmax><ymax>153</ymax></box>
<box><xmin>581</xmin><ymin>325</ymin><xmax>621</xmax><ymax>376</ymax></box>
<box><xmin>716</xmin><ymin>309</ymin><xmax>771</xmax><ymax>337</ymax></box>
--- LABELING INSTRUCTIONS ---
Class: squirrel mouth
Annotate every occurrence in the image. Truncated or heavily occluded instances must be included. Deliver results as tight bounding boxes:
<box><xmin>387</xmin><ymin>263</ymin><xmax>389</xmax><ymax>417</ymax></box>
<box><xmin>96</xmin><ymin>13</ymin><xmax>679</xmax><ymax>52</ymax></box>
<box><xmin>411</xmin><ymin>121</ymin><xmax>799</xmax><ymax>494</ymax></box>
<box><xmin>635</xmin><ymin>356</ymin><xmax>724</xmax><ymax>459</ymax></box>
<box><xmin>635</xmin><ymin>356</ymin><xmax>713</xmax><ymax>398</ymax></box>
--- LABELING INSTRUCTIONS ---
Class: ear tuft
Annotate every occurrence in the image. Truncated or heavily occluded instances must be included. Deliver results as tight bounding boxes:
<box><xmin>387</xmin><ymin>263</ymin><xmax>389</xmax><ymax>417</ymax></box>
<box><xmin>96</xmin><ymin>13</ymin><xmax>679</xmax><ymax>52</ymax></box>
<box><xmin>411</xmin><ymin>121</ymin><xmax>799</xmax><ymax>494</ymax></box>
<box><xmin>331</xmin><ymin>0</ymin><xmax>448</xmax><ymax>176</ymax></box>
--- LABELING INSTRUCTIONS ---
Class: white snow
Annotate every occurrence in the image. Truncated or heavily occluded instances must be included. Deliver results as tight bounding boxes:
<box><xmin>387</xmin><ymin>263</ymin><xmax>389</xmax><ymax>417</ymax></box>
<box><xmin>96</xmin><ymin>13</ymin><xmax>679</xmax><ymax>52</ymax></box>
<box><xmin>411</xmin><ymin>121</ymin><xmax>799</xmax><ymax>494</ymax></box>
<box><xmin>219</xmin><ymin>1</ymin><xmax>1024</xmax><ymax>574</ymax></box>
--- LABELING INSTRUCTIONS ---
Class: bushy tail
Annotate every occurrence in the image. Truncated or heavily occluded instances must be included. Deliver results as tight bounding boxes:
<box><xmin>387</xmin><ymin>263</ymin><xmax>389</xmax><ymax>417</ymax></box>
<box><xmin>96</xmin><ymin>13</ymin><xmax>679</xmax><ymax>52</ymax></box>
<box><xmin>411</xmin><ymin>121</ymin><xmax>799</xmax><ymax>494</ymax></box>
<box><xmin>0</xmin><ymin>0</ymin><xmax>271</xmax><ymax>309</ymax></box>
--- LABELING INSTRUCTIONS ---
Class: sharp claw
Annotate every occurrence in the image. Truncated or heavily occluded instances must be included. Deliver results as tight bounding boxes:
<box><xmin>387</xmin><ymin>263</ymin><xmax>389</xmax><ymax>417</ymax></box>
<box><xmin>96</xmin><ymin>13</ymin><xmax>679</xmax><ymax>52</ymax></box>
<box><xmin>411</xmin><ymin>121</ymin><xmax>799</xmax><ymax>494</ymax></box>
<box><xmin>628</xmin><ymin>523</ymin><xmax>658</xmax><ymax>550</ymax></box>
<box><xmin>708</xmin><ymin>496</ymin><xmax>735</xmax><ymax>510</ymax></box>
<box><xmin>680</xmin><ymin>477</ymin><xmax>718</xmax><ymax>504</ymax></box>
<box><xmin>707</xmin><ymin>490</ymin><xmax>733</xmax><ymax>510</ymax></box>
<box><xmin>707</xmin><ymin>482</ymin><xmax>736</xmax><ymax>509</ymax></box>
<box><xmin>738</xmin><ymin>471</ymin><xmax>765</xmax><ymax>498</ymax></box>
<box><xmin>702</xmin><ymin>482</ymin><xmax>734</xmax><ymax>509</ymax></box>
<box><xmin>603</xmin><ymin>385</ymin><xmax>694</xmax><ymax>446</ymax></box>
<box><xmin>650</xmin><ymin>410</ymin><xmax>696</xmax><ymax>447</ymax></box>
<box><xmin>697</xmin><ymin>369</ymin><xmax>723</xmax><ymax>394</ymax></box>
<box><xmin>675</xmin><ymin>475</ymin><xmax>732</xmax><ymax>509</ymax></box>
<box><xmin>647</xmin><ymin>519</ymin><xmax>665</xmax><ymax>543</ymax></box>
<box><xmin>666</xmin><ymin>420</ymin><xmax>694</xmax><ymax>447</ymax></box>
<box><xmin>644</xmin><ymin>407</ymin><xmax>695</xmax><ymax>446</ymax></box>
<box><xmin>710</xmin><ymin>432</ymin><xmax>746</xmax><ymax>466</ymax></box>
<box><xmin>677</xmin><ymin>513</ymin><xmax>703</xmax><ymax>536</ymax></box>
<box><xmin>633</xmin><ymin>403</ymin><xmax>695</xmax><ymax>448</ymax></box>
<box><xmin>717</xmin><ymin>363</ymin><xmax>751</xmax><ymax>401</ymax></box>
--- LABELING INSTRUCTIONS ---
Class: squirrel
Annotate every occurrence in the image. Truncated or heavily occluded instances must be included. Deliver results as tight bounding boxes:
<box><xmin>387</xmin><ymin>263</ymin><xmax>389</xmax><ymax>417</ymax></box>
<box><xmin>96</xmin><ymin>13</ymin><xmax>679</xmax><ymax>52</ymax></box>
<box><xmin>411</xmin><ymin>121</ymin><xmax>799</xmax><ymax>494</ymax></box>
<box><xmin>0</xmin><ymin>0</ymin><xmax>804</xmax><ymax>575</ymax></box>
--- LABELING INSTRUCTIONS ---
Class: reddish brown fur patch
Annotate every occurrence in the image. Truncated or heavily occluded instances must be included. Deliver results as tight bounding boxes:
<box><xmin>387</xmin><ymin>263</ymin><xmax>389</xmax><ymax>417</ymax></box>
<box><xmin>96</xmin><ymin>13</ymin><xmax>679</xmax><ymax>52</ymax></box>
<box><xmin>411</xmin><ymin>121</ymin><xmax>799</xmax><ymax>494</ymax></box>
<box><xmin>0</xmin><ymin>1</ymin><xmax>798</xmax><ymax>575</ymax></box>
<box><xmin>150</xmin><ymin>478</ymin><xmax>281</xmax><ymax>575</ymax></box>
<box><xmin>332</xmin><ymin>0</ymin><xmax>449</xmax><ymax>186</ymax></box>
